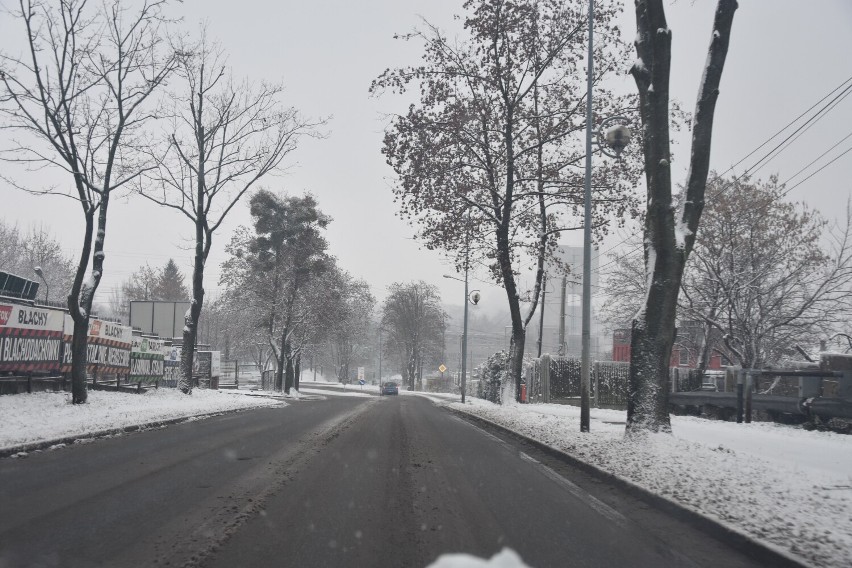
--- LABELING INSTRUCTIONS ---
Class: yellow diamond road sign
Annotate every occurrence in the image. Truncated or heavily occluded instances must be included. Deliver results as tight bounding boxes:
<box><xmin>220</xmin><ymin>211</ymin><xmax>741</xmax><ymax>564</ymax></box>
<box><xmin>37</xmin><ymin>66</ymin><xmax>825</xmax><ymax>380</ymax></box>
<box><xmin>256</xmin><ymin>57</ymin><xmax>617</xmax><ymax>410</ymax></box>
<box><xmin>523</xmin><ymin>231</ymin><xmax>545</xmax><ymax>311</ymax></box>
<box><xmin>439</xmin><ymin>364</ymin><xmax>447</xmax><ymax>373</ymax></box>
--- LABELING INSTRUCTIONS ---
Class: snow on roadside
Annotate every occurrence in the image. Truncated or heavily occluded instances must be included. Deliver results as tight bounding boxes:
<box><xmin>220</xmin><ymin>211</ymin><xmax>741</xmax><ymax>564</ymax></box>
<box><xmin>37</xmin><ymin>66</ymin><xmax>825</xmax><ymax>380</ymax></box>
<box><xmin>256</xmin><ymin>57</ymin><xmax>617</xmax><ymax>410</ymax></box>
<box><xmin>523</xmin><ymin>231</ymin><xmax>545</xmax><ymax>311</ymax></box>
<box><xmin>298</xmin><ymin>387</ymin><xmax>374</xmax><ymax>398</ymax></box>
<box><xmin>405</xmin><ymin>391</ymin><xmax>460</xmax><ymax>404</ymax></box>
<box><xmin>449</xmin><ymin>399</ymin><xmax>852</xmax><ymax>568</ymax></box>
<box><xmin>1</xmin><ymin>389</ymin><xmax>285</xmax><ymax>452</ymax></box>
<box><xmin>301</xmin><ymin>380</ymin><xmax>384</xmax><ymax>394</ymax></box>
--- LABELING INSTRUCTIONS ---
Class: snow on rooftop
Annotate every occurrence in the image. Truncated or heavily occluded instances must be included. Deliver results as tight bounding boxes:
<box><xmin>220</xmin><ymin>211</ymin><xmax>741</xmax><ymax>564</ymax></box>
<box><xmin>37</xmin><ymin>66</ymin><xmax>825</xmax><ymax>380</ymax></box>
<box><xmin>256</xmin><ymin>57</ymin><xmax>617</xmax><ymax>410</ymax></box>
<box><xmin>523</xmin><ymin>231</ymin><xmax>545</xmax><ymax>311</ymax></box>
<box><xmin>448</xmin><ymin>399</ymin><xmax>852</xmax><ymax>568</ymax></box>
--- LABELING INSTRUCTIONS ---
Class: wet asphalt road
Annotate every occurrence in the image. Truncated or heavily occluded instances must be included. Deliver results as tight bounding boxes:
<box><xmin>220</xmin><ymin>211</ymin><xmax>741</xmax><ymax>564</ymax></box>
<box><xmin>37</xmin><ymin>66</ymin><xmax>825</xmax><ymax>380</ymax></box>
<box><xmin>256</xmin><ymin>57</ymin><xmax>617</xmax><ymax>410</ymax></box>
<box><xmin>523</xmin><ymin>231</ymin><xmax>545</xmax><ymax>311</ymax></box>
<box><xmin>0</xmin><ymin>392</ymin><xmax>772</xmax><ymax>568</ymax></box>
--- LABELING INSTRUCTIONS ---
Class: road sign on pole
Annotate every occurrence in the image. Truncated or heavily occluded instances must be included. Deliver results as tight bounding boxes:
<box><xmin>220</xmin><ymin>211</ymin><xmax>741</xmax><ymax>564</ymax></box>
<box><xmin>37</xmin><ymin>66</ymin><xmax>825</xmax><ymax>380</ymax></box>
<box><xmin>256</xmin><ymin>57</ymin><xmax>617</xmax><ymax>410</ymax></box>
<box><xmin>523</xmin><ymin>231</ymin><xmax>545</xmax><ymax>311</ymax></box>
<box><xmin>438</xmin><ymin>364</ymin><xmax>447</xmax><ymax>373</ymax></box>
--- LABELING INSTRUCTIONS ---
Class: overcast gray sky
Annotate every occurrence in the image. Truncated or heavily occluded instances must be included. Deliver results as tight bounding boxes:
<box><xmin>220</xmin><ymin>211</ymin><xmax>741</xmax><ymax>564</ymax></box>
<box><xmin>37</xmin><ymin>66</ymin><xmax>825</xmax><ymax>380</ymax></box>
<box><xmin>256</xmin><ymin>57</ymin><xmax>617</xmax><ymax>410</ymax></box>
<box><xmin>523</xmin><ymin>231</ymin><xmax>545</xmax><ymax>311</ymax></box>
<box><xmin>2</xmin><ymin>0</ymin><xmax>851</xmax><ymax>315</ymax></box>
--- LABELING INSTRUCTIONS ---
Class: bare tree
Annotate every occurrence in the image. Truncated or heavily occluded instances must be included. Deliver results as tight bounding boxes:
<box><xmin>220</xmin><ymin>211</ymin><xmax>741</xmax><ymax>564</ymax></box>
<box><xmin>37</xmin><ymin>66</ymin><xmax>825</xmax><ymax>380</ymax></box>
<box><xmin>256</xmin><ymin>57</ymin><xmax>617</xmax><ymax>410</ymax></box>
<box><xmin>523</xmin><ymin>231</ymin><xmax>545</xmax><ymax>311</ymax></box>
<box><xmin>0</xmin><ymin>220</ymin><xmax>76</xmax><ymax>304</ymax></box>
<box><xmin>625</xmin><ymin>0</ymin><xmax>738</xmax><ymax>432</ymax></box>
<box><xmin>680</xmin><ymin>176</ymin><xmax>852</xmax><ymax>369</ymax></box>
<box><xmin>139</xmin><ymin>31</ymin><xmax>324</xmax><ymax>393</ymax></box>
<box><xmin>604</xmin><ymin>176</ymin><xmax>852</xmax><ymax>374</ymax></box>
<box><xmin>326</xmin><ymin>273</ymin><xmax>375</xmax><ymax>386</ymax></box>
<box><xmin>0</xmin><ymin>0</ymin><xmax>177</xmax><ymax>403</ymax></box>
<box><xmin>372</xmin><ymin>0</ymin><xmax>641</xmax><ymax>402</ymax></box>
<box><xmin>381</xmin><ymin>281</ymin><xmax>446</xmax><ymax>390</ymax></box>
<box><xmin>599</xmin><ymin>230</ymin><xmax>646</xmax><ymax>331</ymax></box>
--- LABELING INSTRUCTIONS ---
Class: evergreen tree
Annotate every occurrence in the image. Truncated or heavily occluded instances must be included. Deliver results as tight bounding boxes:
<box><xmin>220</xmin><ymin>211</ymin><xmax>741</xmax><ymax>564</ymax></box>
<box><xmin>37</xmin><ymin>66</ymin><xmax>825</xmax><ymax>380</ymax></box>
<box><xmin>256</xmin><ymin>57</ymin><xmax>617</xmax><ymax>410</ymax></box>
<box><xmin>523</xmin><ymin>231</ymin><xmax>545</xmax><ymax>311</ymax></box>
<box><xmin>154</xmin><ymin>259</ymin><xmax>190</xmax><ymax>301</ymax></box>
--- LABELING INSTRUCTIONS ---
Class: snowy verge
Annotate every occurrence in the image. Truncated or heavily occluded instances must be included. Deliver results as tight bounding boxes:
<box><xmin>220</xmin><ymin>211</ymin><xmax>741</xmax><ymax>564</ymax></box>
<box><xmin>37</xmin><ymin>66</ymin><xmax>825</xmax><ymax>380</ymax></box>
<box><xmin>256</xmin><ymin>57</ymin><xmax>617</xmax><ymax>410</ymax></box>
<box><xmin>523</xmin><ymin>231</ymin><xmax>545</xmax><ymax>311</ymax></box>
<box><xmin>1</xmin><ymin>389</ymin><xmax>286</xmax><ymax>456</ymax></box>
<box><xmin>447</xmin><ymin>399</ymin><xmax>852</xmax><ymax>568</ymax></box>
<box><xmin>298</xmin><ymin>387</ymin><xmax>374</xmax><ymax>398</ymax></box>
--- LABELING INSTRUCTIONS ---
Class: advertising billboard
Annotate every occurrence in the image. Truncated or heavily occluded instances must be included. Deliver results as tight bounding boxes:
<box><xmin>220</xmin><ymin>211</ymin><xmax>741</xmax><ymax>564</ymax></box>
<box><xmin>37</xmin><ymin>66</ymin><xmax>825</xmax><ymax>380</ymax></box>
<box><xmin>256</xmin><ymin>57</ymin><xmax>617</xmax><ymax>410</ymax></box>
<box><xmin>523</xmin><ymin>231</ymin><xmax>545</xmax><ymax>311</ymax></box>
<box><xmin>0</xmin><ymin>302</ymin><xmax>64</xmax><ymax>373</ymax></box>
<box><xmin>61</xmin><ymin>315</ymin><xmax>132</xmax><ymax>374</ymax></box>
<box><xmin>129</xmin><ymin>336</ymin><xmax>165</xmax><ymax>383</ymax></box>
<box><xmin>129</xmin><ymin>301</ymin><xmax>191</xmax><ymax>340</ymax></box>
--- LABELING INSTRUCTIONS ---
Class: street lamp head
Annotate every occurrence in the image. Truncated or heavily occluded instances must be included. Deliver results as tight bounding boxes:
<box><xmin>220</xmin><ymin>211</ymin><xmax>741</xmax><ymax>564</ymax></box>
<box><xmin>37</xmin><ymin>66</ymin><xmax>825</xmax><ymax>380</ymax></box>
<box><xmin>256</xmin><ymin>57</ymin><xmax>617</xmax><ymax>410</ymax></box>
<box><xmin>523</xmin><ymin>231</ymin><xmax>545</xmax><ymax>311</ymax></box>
<box><xmin>33</xmin><ymin>266</ymin><xmax>44</xmax><ymax>277</ymax></box>
<box><xmin>603</xmin><ymin>124</ymin><xmax>631</xmax><ymax>157</ymax></box>
<box><xmin>469</xmin><ymin>290</ymin><xmax>481</xmax><ymax>305</ymax></box>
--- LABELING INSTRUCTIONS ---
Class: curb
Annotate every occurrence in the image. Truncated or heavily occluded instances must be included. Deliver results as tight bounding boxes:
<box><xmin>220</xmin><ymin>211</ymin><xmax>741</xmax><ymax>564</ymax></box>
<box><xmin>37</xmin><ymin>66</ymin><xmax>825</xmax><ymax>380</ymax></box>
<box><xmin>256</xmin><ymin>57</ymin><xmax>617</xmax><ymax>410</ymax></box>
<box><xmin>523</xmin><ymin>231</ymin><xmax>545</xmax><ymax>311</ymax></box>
<box><xmin>0</xmin><ymin>406</ymin><xmax>270</xmax><ymax>459</ymax></box>
<box><xmin>445</xmin><ymin>405</ymin><xmax>812</xmax><ymax>568</ymax></box>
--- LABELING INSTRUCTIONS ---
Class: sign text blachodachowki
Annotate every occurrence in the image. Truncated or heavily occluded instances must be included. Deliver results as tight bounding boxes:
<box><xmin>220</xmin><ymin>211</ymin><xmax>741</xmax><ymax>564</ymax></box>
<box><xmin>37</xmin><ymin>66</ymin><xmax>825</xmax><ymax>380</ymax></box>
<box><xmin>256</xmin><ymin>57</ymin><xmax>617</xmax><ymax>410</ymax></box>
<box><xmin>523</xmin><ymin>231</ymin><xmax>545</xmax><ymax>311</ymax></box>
<box><xmin>61</xmin><ymin>315</ymin><xmax>132</xmax><ymax>374</ymax></box>
<box><xmin>129</xmin><ymin>336</ymin><xmax>166</xmax><ymax>383</ymax></box>
<box><xmin>0</xmin><ymin>302</ymin><xmax>64</xmax><ymax>373</ymax></box>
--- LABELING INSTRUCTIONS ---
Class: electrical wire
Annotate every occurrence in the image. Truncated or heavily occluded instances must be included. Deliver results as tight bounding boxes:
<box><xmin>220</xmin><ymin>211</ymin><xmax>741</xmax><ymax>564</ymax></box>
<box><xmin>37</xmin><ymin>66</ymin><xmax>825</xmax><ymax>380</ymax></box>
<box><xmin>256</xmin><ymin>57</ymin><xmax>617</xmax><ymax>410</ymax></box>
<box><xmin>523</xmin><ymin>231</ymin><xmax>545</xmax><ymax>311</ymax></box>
<box><xmin>593</xmin><ymin>77</ymin><xmax>852</xmax><ymax>278</ymax></box>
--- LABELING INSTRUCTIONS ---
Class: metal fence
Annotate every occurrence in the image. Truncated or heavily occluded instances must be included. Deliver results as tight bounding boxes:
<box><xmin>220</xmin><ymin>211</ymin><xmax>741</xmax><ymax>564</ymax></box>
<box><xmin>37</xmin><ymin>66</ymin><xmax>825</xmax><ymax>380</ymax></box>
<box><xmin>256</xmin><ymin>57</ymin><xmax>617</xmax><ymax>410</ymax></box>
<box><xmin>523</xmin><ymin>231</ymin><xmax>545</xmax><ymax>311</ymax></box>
<box><xmin>525</xmin><ymin>355</ymin><xmax>704</xmax><ymax>409</ymax></box>
<box><xmin>595</xmin><ymin>361</ymin><xmax>630</xmax><ymax>407</ymax></box>
<box><xmin>261</xmin><ymin>369</ymin><xmax>275</xmax><ymax>391</ymax></box>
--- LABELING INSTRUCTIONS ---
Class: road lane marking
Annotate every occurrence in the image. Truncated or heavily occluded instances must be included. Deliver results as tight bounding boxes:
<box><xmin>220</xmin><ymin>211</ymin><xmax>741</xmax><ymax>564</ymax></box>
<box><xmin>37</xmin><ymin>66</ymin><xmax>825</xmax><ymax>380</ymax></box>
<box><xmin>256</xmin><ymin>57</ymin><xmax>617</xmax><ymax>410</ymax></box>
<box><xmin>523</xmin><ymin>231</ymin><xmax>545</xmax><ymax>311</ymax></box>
<box><xmin>519</xmin><ymin>451</ymin><xmax>628</xmax><ymax>527</ymax></box>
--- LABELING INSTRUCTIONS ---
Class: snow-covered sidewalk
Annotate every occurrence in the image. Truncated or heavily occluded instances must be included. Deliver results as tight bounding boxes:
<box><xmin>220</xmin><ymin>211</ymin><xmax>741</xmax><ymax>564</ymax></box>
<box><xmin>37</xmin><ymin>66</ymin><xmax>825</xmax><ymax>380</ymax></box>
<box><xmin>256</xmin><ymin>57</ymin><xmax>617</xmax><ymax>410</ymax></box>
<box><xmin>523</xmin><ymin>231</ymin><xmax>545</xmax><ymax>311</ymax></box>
<box><xmin>448</xmin><ymin>399</ymin><xmax>852</xmax><ymax>568</ymax></box>
<box><xmin>1</xmin><ymin>389</ymin><xmax>286</xmax><ymax>454</ymax></box>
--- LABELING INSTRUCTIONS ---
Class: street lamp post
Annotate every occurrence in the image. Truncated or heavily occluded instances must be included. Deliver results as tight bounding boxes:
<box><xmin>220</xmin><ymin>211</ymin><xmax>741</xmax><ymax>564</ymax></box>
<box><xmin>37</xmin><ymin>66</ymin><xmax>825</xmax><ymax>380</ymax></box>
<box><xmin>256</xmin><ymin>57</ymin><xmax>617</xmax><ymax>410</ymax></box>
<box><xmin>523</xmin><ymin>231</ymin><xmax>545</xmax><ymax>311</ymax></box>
<box><xmin>461</xmin><ymin>266</ymin><xmax>468</xmax><ymax>403</ymax></box>
<box><xmin>537</xmin><ymin>274</ymin><xmax>547</xmax><ymax>358</ymax></box>
<box><xmin>378</xmin><ymin>327</ymin><xmax>383</xmax><ymax>389</ymax></box>
<box><xmin>582</xmin><ymin>0</ymin><xmax>631</xmax><ymax>432</ymax></box>
<box><xmin>33</xmin><ymin>266</ymin><xmax>48</xmax><ymax>304</ymax></box>
<box><xmin>580</xmin><ymin>0</ymin><xmax>596</xmax><ymax>433</ymax></box>
<box><xmin>443</xmin><ymin>272</ymin><xmax>480</xmax><ymax>404</ymax></box>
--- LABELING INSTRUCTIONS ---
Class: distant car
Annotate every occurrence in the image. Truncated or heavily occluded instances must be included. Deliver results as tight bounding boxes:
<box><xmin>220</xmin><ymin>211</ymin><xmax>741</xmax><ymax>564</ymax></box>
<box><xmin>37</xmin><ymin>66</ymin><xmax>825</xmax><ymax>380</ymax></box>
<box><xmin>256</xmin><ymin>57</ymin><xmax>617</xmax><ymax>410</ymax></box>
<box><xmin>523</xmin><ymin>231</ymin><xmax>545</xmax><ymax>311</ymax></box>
<box><xmin>381</xmin><ymin>382</ymin><xmax>399</xmax><ymax>396</ymax></box>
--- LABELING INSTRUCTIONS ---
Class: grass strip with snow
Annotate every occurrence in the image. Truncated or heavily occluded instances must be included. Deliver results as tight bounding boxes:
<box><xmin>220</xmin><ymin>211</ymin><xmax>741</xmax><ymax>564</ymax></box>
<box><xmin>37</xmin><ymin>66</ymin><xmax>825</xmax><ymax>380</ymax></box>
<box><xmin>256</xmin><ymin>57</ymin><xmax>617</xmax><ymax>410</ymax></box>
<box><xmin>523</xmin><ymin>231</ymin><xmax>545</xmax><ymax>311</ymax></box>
<box><xmin>1</xmin><ymin>389</ymin><xmax>285</xmax><ymax>452</ymax></box>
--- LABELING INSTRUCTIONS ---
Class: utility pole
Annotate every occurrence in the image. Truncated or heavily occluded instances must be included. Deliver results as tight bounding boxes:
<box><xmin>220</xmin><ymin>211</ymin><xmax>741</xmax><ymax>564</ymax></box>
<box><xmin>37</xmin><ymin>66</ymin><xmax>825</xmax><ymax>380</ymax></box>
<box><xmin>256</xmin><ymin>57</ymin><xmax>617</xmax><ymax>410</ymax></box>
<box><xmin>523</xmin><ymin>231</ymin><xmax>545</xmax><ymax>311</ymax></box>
<box><xmin>558</xmin><ymin>276</ymin><xmax>567</xmax><ymax>356</ymax></box>
<box><xmin>537</xmin><ymin>275</ymin><xmax>547</xmax><ymax>358</ymax></box>
<box><xmin>461</xmin><ymin>243</ymin><xmax>470</xmax><ymax>404</ymax></box>
<box><xmin>580</xmin><ymin>0</ymin><xmax>594</xmax><ymax>433</ymax></box>
<box><xmin>378</xmin><ymin>327</ymin><xmax>383</xmax><ymax>388</ymax></box>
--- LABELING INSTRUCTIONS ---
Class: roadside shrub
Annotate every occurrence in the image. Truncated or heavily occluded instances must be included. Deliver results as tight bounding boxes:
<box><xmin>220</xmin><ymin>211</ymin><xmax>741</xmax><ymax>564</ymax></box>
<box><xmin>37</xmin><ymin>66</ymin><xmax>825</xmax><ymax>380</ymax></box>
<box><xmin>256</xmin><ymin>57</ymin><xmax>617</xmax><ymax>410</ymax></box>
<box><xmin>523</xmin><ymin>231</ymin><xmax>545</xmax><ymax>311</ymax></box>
<box><xmin>477</xmin><ymin>351</ymin><xmax>510</xmax><ymax>404</ymax></box>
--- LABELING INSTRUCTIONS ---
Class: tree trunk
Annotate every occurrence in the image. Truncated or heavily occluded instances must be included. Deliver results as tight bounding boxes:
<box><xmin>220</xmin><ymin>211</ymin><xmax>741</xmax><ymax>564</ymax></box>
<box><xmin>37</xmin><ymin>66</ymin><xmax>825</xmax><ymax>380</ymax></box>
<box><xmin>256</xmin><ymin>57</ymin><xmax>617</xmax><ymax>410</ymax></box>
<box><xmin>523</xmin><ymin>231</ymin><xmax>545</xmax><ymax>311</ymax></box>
<box><xmin>284</xmin><ymin>353</ymin><xmax>294</xmax><ymax>394</ymax></box>
<box><xmin>69</xmin><ymin>314</ymin><xmax>90</xmax><ymax>404</ymax></box>
<box><xmin>628</xmin><ymin>281</ymin><xmax>681</xmax><ymax>432</ymax></box>
<box><xmin>294</xmin><ymin>354</ymin><xmax>301</xmax><ymax>390</ymax></box>
<box><xmin>497</xmin><ymin>223</ymin><xmax>526</xmax><ymax>403</ymax></box>
<box><xmin>275</xmin><ymin>352</ymin><xmax>285</xmax><ymax>392</ymax></box>
<box><xmin>68</xmin><ymin>207</ymin><xmax>96</xmax><ymax>404</ymax></box>
<box><xmin>284</xmin><ymin>339</ymin><xmax>295</xmax><ymax>394</ymax></box>
<box><xmin>180</xmin><ymin>120</ymin><xmax>208</xmax><ymax>395</ymax></box>
<box><xmin>180</xmin><ymin>239</ymin><xmax>204</xmax><ymax>394</ymax></box>
<box><xmin>696</xmin><ymin>309</ymin><xmax>717</xmax><ymax>373</ymax></box>
<box><xmin>627</xmin><ymin>0</ymin><xmax>737</xmax><ymax>433</ymax></box>
<box><xmin>507</xmin><ymin>329</ymin><xmax>526</xmax><ymax>404</ymax></box>
<box><xmin>407</xmin><ymin>346</ymin><xmax>417</xmax><ymax>390</ymax></box>
<box><xmin>69</xmin><ymin>192</ymin><xmax>108</xmax><ymax>404</ymax></box>
<box><xmin>275</xmin><ymin>327</ymin><xmax>287</xmax><ymax>392</ymax></box>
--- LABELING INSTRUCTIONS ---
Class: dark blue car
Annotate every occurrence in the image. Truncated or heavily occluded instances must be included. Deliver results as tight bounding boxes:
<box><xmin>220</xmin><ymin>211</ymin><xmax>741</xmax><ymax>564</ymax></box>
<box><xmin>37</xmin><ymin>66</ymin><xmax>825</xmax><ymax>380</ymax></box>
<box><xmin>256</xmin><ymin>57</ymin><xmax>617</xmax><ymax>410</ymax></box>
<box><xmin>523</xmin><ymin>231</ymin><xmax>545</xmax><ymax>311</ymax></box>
<box><xmin>381</xmin><ymin>382</ymin><xmax>399</xmax><ymax>395</ymax></box>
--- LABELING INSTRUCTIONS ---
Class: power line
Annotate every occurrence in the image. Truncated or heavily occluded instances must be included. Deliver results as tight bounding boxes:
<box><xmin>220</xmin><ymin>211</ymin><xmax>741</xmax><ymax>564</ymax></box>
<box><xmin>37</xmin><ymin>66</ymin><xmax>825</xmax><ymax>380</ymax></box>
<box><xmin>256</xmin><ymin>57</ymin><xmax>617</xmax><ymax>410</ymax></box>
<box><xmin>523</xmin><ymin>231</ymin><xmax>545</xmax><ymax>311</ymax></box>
<box><xmin>593</xmin><ymin>77</ymin><xmax>852</xmax><ymax>277</ymax></box>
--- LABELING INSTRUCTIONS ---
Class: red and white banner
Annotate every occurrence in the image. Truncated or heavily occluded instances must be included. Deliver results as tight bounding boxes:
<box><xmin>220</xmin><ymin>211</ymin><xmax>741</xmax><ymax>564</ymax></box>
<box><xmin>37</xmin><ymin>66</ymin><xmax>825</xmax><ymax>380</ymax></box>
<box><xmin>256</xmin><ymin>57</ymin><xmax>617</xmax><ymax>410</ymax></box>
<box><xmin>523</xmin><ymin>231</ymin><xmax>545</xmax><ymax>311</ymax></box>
<box><xmin>0</xmin><ymin>302</ymin><xmax>64</xmax><ymax>373</ymax></box>
<box><xmin>62</xmin><ymin>315</ymin><xmax>132</xmax><ymax>373</ymax></box>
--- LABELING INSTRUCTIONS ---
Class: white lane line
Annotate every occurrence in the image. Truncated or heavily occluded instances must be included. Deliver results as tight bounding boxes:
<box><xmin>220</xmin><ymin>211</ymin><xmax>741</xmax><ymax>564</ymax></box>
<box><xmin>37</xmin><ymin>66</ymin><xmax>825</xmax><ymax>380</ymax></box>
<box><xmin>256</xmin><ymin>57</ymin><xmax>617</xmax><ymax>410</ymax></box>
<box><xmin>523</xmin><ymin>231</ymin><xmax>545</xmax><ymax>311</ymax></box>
<box><xmin>519</xmin><ymin>452</ymin><xmax>628</xmax><ymax>527</ymax></box>
<box><xmin>451</xmin><ymin>413</ymin><xmax>627</xmax><ymax>526</ymax></box>
<box><xmin>446</xmin><ymin>414</ymin><xmax>515</xmax><ymax>451</ymax></box>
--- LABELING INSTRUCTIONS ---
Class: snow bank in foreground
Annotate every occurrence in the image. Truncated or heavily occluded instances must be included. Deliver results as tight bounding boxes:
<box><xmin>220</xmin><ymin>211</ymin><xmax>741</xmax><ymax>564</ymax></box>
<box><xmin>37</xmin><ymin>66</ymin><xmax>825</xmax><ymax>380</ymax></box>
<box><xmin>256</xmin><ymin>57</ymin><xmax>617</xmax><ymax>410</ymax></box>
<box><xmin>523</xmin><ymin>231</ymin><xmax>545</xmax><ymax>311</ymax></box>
<box><xmin>427</xmin><ymin>548</ymin><xmax>530</xmax><ymax>568</ymax></box>
<box><xmin>1</xmin><ymin>389</ymin><xmax>285</xmax><ymax>451</ymax></box>
<box><xmin>449</xmin><ymin>400</ymin><xmax>852</xmax><ymax>568</ymax></box>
